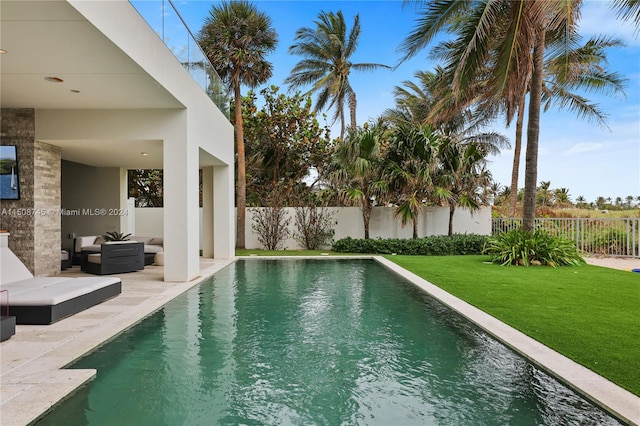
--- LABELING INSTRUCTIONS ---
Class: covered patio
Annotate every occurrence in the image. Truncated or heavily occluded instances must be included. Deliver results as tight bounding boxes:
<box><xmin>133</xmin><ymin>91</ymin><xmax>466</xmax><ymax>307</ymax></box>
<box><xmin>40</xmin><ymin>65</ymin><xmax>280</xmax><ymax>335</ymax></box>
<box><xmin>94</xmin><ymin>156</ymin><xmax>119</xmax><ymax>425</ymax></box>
<box><xmin>1</xmin><ymin>0</ymin><xmax>234</xmax><ymax>282</ymax></box>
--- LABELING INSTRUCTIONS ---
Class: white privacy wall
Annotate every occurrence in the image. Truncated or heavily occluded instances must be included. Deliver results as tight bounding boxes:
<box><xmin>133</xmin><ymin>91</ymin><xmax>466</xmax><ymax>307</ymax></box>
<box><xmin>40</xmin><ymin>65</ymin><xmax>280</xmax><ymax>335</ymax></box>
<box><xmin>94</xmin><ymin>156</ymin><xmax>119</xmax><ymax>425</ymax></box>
<box><xmin>135</xmin><ymin>206</ymin><xmax>491</xmax><ymax>251</ymax></box>
<box><xmin>243</xmin><ymin>206</ymin><xmax>492</xmax><ymax>250</ymax></box>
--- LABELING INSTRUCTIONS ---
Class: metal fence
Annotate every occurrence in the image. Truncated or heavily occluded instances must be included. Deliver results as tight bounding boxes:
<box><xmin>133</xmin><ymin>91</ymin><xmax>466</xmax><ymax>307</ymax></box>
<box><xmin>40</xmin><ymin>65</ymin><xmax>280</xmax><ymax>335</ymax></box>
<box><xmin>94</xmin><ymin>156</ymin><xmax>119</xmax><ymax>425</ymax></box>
<box><xmin>491</xmin><ymin>218</ymin><xmax>640</xmax><ymax>258</ymax></box>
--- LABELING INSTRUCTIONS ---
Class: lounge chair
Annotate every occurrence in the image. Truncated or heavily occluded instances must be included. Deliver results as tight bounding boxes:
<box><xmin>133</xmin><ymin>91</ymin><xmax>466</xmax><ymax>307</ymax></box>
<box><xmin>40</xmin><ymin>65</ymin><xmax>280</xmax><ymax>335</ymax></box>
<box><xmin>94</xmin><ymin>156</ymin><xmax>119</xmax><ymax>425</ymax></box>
<box><xmin>0</xmin><ymin>245</ymin><xmax>122</xmax><ymax>325</ymax></box>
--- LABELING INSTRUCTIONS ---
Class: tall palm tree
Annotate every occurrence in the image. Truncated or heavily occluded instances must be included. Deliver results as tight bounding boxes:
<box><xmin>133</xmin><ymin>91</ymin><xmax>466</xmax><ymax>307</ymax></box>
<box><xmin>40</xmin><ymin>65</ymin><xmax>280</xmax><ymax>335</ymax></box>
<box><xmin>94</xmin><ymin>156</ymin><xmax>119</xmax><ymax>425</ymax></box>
<box><xmin>432</xmin><ymin>136</ymin><xmax>497</xmax><ymax>236</ymax></box>
<box><xmin>330</xmin><ymin>122</ymin><xmax>388</xmax><ymax>238</ymax></box>
<box><xmin>611</xmin><ymin>0</ymin><xmax>640</xmax><ymax>28</ymax></box>
<box><xmin>198</xmin><ymin>0</ymin><xmax>278</xmax><ymax>249</ymax></box>
<box><xmin>285</xmin><ymin>11</ymin><xmax>390</xmax><ymax>139</ymax></box>
<box><xmin>399</xmin><ymin>0</ymin><xmax>586</xmax><ymax>231</ymax></box>
<box><xmin>384</xmin><ymin>123</ymin><xmax>439</xmax><ymax>238</ymax></box>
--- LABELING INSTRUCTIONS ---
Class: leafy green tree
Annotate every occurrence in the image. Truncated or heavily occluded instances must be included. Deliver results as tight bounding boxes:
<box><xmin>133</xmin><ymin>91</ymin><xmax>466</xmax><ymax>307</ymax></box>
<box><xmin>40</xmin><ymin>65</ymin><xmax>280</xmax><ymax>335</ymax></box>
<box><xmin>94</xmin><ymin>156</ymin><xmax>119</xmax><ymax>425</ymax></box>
<box><xmin>239</xmin><ymin>86</ymin><xmax>333</xmax><ymax>205</ymax></box>
<box><xmin>330</xmin><ymin>122</ymin><xmax>388</xmax><ymax>239</ymax></box>
<box><xmin>128</xmin><ymin>170</ymin><xmax>163</xmax><ymax>207</ymax></box>
<box><xmin>198</xmin><ymin>0</ymin><xmax>278</xmax><ymax>249</ymax></box>
<box><xmin>285</xmin><ymin>10</ymin><xmax>390</xmax><ymax>139</ymax></box>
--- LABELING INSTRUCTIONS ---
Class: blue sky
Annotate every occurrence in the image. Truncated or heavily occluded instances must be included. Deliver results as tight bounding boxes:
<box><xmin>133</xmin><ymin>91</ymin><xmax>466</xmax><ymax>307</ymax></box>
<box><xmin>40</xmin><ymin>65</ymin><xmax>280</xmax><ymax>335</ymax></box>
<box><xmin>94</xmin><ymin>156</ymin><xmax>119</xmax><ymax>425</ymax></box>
<box><xmin>172</xmin><ymin>0</ymin><xmax>639</xmax><ymax>203</ymax></box>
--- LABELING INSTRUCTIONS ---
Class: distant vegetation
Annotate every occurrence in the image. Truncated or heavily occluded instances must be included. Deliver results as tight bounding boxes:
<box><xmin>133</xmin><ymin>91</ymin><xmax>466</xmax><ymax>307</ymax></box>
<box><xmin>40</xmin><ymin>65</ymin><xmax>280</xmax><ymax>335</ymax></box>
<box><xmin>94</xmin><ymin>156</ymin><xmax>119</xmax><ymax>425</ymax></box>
<box><xmin>0</xmin><ymin>158</ymin><xmax>16</xmax><ymax>175</ymax></box>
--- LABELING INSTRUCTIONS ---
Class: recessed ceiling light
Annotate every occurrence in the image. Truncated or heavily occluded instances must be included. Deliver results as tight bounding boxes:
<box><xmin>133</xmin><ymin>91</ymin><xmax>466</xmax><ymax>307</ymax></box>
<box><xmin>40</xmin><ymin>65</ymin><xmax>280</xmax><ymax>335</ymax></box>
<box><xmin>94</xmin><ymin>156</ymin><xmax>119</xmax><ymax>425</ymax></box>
<box><xmin>70</xmin><ymin>89</ymin><xmax>80</xmax><ymax>93</ymax></box>
<box><xmin>0</xmin><ymin>49</ymin><xmax>6</xmax><ymax>54</ymax></box>
<box><xmin>141</xmin><ymin>152</ymin><xmax>148</xmax><ymax>156</ymax></box>
<box><xmin>44</xmin><ymin>76</ymin><xmax>64</xmax><ymax>83</ymax></box>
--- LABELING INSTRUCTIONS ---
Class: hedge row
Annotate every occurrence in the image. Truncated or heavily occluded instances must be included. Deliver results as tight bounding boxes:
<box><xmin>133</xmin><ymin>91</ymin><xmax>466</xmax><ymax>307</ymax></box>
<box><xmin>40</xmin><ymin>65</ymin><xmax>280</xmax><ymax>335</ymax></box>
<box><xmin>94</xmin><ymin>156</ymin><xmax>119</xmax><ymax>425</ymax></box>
<box><xmin>332</xmin><ymin>234</ymin><xmax>489</xmax><ymax>255</ymax></box>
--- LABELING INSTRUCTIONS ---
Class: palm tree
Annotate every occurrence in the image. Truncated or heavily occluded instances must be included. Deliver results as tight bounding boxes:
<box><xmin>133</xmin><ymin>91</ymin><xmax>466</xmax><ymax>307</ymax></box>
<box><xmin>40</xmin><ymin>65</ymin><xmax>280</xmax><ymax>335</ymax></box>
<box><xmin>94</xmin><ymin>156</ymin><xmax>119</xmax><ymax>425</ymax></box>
<box><xmin>553</xmin><ymin>188</ymin><xmax>572</xmax><ymax>208</ymax></box>
<box><xmin>384</xmin><ymin>123</ymin><xmax>439</xmax><ymax>238</ymax></box>
<box><xmin>611</xmin><ymin>0</ymin><xmax>640</xmax><ymax>28</ymax></box>
<box><xmin>626</xmin><ymin>195</ymin><xmax>634</xmax><ymax>208</ymax></box>
<box><xmin>198</xmin><ymin>1</ymin><xmax>278</xmax><ymax>249</ymax></box>
<box><xmin>399</xmin><ymin>1</ymin><xmax>588</xmax><ymax>231</ymax></box>
<box><xmin>537</xmin><ymin>181</ymin><xmax>552</xmax><ymax>207</ymax></box>
<box><xmin>285</xmin><ymin>10</ymin><xmax>390</xmax><ymax>139</ymax></box>
<box><xmin>575</xmin><ymin>195</ymin><xmax>587</xmax><ymax>208</ymax></box>
<box><xmin>432</xmin><ymin>136</ymin><xmax>495</xmax><ymax>236</ymax></box>
<box><xmin>330</xmin><ymin>122</ymin><xmax>387</xmax><ymax>238</ymax></box>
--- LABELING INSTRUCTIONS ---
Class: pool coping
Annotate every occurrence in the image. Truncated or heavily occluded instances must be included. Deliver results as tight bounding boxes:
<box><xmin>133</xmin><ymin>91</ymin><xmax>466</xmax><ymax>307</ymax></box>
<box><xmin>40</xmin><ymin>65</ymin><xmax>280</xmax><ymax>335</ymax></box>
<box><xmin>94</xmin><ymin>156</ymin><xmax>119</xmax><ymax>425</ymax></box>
<box><xmin>1</xmin><ymin>255</ymin><xmax>638</xmax><ymax>425</ymax></box>
<box><xmin>373</xmin><ymin>256</ymin><xmax>640</xmax><ymax>426</ymax></box>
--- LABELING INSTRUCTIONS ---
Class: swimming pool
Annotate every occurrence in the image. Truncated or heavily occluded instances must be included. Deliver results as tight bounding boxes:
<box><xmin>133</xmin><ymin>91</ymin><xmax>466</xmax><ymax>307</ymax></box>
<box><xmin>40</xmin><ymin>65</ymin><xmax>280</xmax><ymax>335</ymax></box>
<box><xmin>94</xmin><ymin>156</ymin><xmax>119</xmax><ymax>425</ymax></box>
<box><xmin>36</xmin><ymin>259</ymin><xmax>620</xmax><ymax>425</ymax></box>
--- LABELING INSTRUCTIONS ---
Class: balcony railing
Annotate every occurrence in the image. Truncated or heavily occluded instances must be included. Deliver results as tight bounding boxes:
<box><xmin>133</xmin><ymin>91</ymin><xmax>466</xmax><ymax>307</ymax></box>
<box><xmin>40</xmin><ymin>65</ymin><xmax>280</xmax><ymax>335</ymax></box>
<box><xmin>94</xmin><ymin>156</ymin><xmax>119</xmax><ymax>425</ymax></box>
<box><xmin>129</xmin><ymin>0</ymin><xmax>230</xmax><ymax>118</ymax></box>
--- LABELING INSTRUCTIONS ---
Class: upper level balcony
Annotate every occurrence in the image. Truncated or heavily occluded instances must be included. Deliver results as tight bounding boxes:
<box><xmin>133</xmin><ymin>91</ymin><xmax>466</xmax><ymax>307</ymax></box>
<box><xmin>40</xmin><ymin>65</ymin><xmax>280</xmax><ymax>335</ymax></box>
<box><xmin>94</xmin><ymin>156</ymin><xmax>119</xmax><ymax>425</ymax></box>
<box><xmin>130</xmin><ymin>0</ymin><xmax>230</xmax><ymax>119</ymax></box>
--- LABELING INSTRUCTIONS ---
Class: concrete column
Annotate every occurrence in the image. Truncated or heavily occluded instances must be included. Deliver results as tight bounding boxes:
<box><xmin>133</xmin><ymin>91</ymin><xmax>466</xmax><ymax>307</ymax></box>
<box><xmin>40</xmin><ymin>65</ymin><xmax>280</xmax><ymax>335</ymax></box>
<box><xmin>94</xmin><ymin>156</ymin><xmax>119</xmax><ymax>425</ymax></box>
<box><xmin>163</xmin><ymin>135</ymin><xmax>200</xmax><ymax>281</ymax></box>
<box><xmin>201</xmin><ymin>166</ymin><xmax>214</xmax><ymax>258</ymax></box>
<box><xmin>213</xmin><ymin>164</ymin><xmax>234</xmax><ymax>258</ymax></box>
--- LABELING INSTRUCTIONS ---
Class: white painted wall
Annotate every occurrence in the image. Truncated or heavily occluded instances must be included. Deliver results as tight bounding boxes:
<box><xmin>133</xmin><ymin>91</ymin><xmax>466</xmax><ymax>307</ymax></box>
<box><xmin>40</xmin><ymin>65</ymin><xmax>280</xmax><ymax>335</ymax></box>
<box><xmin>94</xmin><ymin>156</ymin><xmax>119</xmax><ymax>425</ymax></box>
<box><xmin>243</xmin><ymin>206</ymin><xmax>491</xmax><ymax>250</ymax></box>
<box><xmin>134</xmin><ymin>206</ymin><xmax>490</xmax><ymax>250</ymax></box>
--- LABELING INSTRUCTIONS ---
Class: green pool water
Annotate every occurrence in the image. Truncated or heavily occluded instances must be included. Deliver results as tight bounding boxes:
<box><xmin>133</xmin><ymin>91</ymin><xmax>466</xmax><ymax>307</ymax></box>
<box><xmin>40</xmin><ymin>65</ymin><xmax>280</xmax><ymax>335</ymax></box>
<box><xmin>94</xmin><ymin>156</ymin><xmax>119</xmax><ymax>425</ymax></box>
<box><xmin>37</xmin><ymin>259</ymin><xmax>620</xmax><ymax>425</ymax></box>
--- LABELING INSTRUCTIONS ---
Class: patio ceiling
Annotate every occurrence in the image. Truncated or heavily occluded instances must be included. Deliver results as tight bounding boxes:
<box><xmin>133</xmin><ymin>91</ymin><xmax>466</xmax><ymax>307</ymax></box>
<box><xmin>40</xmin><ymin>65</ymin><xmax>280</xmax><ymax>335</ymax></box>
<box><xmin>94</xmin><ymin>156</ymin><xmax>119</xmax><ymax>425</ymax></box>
<box><xmin>0</xmin><ymin>0</ymin><xmax>185</xmax><ymax>168</ymax></box>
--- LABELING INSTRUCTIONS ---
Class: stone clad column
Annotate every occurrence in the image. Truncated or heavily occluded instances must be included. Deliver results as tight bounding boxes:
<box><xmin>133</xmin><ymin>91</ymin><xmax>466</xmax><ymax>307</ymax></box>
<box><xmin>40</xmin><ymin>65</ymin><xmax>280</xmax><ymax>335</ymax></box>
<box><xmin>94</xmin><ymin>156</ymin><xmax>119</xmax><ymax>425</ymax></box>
<box><xmin>1</xmin><ymin>108</ymin><xmax>61</xmax><ymax>276</ymax></box>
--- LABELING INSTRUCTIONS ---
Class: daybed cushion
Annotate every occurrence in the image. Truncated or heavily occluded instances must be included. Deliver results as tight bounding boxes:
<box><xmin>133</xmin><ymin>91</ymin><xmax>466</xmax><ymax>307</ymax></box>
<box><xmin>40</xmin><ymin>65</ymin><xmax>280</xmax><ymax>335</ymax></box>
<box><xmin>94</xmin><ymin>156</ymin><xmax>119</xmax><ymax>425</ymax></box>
<box><xmin>5</xmin><ymin>277</ymin><xmax>120</xmax><ymax>306</ymax></box>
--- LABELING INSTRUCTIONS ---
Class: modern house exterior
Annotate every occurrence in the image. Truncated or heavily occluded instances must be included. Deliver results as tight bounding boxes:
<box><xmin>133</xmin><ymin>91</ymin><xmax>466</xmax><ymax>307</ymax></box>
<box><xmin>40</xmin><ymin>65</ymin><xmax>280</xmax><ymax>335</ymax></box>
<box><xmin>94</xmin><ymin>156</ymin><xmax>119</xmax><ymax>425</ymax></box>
<box><xmin>0</xmin><ymin>0</ymin><xmax>235</xmax><ymax>282</ymax></box>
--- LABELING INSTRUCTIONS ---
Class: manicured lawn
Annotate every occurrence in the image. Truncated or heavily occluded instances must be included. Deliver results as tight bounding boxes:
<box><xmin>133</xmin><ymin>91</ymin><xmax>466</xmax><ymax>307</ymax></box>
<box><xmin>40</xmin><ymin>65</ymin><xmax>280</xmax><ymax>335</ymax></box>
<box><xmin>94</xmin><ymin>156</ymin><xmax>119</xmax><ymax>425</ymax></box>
<box><xmin>236</xmin><ymin>249</ymin><xmax>351</xmax><ymax>256</ymax></box>
<box><xmin>385</xmin><ymin>255</ymin><xmax>640</xmax><ymax>396</ymax></box>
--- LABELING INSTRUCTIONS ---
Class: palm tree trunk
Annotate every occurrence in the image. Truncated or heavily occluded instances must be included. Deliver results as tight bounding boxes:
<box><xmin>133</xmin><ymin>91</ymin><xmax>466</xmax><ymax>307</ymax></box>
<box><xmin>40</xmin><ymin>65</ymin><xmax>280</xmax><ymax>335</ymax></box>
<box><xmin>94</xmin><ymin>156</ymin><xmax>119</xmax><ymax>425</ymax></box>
<box><xmin>349</xmin><ymin>92</ymin><xmax>357</xmax><ymax>129</ymax></box>
<box><xmin>234</xmin><ymin>83</ymin><xmax>246</xmax><ymax>249</ymax></box>
<box><xmin>339</xmin><ymin>107</ymin><xmax>346</xmax><ymax>140</ymax></box>
<box><xmin>448</xmin><ymin>203</ymin><xmax>455</xmax><ymax>236</ymax></box>
<box><xmin>523</xmin><ymin>29</ymin><xmax>545</xmax><ymax>232</ymax></box>
<box><xmin>412</xmin><ymin>216</ymin><xmax>418</xmax><ymax>239</ymax></box>
<box><xmin>362</xmin><ymin>199</ymin><xmax>371</xmax><ymax>239</ymax></box>
<box><xmin>509</xmin><ymin>98</ymin><xmax>525</xmax><ymax>217</ymax></box>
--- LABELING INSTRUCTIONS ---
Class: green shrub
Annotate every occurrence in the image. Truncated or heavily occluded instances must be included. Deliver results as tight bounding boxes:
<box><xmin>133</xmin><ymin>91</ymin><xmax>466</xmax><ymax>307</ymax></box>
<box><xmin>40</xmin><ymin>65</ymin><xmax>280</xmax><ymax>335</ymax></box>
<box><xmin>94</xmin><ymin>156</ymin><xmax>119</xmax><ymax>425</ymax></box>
<box><xmin>332</xmin><ymin>234</ymin><xmax>488</xmax><ymax>255</ymax></box>
<box><xmin>483</xmin><ymin>229</ymin><xmax>585</xmax><ymax>266</ymax></box>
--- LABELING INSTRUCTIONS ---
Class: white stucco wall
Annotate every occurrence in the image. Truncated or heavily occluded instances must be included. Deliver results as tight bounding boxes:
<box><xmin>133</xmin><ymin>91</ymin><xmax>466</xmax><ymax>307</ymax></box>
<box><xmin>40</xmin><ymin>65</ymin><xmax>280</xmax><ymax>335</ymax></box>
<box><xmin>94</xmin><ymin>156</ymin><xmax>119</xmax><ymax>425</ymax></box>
<box><xmin>134</xmin><ymin>206</ymin><xmax>491</xmax><ymax>250</ymax></box>
<box><xmin>243</xmin><ymin>206</ymin><xmax>491</xmax><ymax>250</ymax></box>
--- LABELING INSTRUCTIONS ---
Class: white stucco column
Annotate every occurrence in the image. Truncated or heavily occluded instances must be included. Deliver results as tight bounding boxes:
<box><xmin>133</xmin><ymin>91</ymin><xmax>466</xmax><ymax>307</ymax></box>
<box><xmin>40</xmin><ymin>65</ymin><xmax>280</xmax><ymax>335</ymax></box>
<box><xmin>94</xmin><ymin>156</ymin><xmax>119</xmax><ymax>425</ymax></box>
<box><xmin>164</xmin><ymin>135</ymin><xmax>200</xmax><ymax>282</ymax></box>
<box><xmin>213</xmin><ymin>164</ymin><xmax>234</xmax><ymax>258</ymax></box>
<box><xmin>201</xmin><ymin>166</ymin><xmax>214</xmax><ymax>258</ymax></box>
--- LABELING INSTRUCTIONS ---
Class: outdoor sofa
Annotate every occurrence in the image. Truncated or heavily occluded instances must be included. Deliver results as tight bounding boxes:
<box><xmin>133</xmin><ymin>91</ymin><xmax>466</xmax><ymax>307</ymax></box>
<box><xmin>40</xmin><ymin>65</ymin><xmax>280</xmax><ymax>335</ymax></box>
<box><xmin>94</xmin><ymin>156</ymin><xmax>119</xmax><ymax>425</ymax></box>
<box><xmin>81</xmin><ymin>241</ymin><xmax>144</xmax><ymax>275</ymax></box>
<box><xmin>0</xmin><ymin>245</ymin><xmax>121</xmax><ymax>326</ymax></box>
<box><xmin>76</xmin><ymin>235</ymin><xmax>163</xmax><ymax>265</ymax></box>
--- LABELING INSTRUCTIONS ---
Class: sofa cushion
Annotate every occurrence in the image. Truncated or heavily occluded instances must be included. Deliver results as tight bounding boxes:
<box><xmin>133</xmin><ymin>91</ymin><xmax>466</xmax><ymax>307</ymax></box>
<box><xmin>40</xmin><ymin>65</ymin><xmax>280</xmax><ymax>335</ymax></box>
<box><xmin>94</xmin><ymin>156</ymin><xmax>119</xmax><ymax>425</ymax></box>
<box><xmin>75</xmin><ymin>236</ymin><xmax>98</xmax><ymax>252</ymax></box>
<box><xmin>82</xmin><ymin>244</ymin><xmax>101</xmax><ymax>252</ymax></box>
<box><xmin>149</xmin><ymin>237</ymin><xmax>163</xmax><ymax>246</ymax></box>
<box><xmin>95</xmin><ymin>236</ymin><xmax>106</xmax><ymax>245</ymax></box>
<box><xmin>131</xmin><ymin>236</ymin><xmax>152</xmax><ymax>244</ymax></box>
<box><xmin>87</xmin><ymin>254</ymin><xmax>102</xmax><ymax>264</ymax></box>
<box><xmin>143</xmin><ymin>245</ymin><xmax>164</xmax><ymax>254</ymax></box>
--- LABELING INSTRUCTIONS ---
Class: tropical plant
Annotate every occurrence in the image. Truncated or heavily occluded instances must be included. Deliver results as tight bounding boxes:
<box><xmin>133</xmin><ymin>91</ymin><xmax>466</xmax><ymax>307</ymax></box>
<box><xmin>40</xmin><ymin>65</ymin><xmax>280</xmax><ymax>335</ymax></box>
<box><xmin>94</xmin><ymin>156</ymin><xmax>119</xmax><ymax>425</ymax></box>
<box><xmin>611</xmin><ymin>0</ymin><xmax>640</xmax><ymax>29</ymax></box>
<box><xmin>197</xmin><ymin>0</ymin><xmax>278</xmax><ymax>249</ymax></box>
<box><xmin>399</xmin><ymin>0</ymin><xmax>611</xmax><ymax>232</ymax></box>
<box><xmin>103</xmin><ymin>231</ymin><xmax>131</xmax><ymax>242</ymax></box>
<box><xmin>384</xmin><ymin>123</ymin><xmax>437</xmax><ymax>238</ymax></box>
<box><xmin>484</xmin><ymin>228</ymin><xmax>586</xmax><ymax>267</ymax></box>
<box><xmin>285</xmin><ymin>10</ymin><xmax>390</xmax><ymax>139</ymax></box>
<box><xmin>329</xmin><ymin>122</ymin><xmax>388</xmax><ymax>239</ymax></box>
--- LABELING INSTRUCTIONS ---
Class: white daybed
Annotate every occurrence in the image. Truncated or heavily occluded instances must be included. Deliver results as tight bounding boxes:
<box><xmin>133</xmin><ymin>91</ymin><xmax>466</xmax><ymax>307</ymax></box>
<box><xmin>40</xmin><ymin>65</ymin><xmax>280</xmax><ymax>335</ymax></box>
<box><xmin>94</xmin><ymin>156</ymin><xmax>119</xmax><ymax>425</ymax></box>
<box><xmin>0</xmin><ymin>242</ymin><xmax>121</xmax><ymax>325</ymax></box>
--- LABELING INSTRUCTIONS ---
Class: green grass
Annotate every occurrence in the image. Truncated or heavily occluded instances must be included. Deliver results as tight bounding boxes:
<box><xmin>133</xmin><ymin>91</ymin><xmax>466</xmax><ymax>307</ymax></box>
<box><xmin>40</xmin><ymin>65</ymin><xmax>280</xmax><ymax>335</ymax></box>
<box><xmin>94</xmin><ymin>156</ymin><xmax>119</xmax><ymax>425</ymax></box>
<box><xmin>235</xmin><ymin>249</ymin><xmax>360</xmax><ymax>256</ymax></box>
<box><xmin>385</xmin><ymin>255</ymin><xmax>640</xmax><ymax>396</ymax></box>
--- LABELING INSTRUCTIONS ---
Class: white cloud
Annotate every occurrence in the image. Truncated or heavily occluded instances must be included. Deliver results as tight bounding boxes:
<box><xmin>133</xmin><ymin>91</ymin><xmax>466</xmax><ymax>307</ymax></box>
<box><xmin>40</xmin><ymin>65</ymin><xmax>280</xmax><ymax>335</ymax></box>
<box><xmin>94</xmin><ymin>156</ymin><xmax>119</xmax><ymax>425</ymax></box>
<box><xmin>564</xmin><ymin>143</ymin><xmax>603</xmax><ymax>155</ymax></box>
